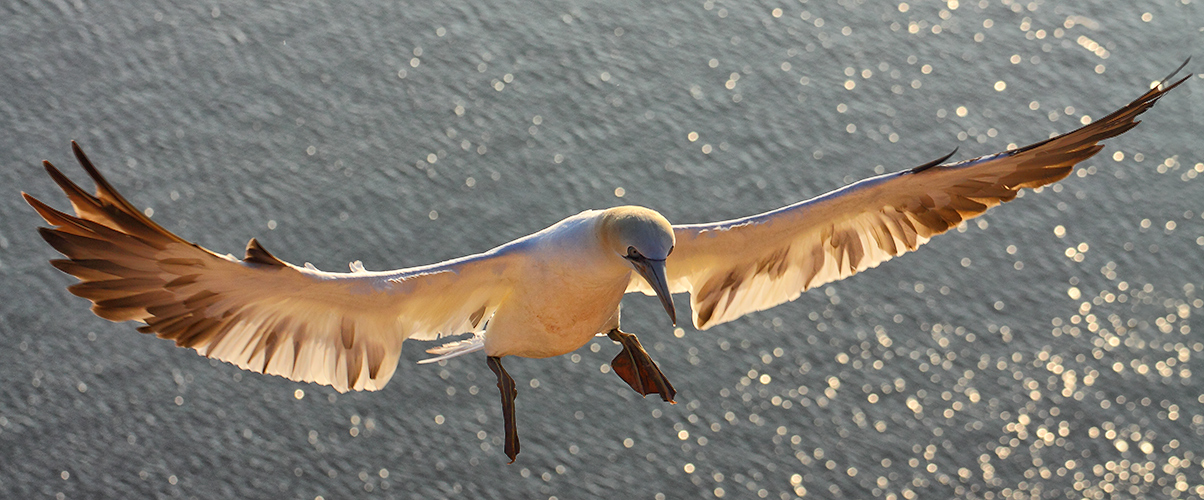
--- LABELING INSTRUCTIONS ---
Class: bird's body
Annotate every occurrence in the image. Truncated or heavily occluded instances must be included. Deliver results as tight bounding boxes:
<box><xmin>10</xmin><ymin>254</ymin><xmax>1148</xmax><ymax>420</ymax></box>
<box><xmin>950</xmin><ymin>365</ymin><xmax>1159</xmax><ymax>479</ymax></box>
<box><xmin>25</xmin><ymin>63</ymin><xmax>1189</xmax><ymax>463</ymax></box>
<box><xmin>477</xmin><ymin>209</ymin><xmax>630</xmax><ymax>359</ymax></box>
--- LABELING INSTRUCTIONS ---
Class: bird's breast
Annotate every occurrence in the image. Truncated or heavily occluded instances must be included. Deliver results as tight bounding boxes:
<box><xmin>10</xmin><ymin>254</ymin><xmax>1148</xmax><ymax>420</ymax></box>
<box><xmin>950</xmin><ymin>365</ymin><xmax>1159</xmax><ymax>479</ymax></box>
<box><xmin>484</xmin><ymin>268</ymin><xmax>630</xmax><ymax>359</ymax></box>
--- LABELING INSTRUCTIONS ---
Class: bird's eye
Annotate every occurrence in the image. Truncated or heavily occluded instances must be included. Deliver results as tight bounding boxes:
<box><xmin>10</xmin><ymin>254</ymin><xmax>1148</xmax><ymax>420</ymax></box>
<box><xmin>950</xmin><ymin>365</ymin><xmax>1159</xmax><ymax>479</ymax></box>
<box><xmin>626</xmin><ymin>246</ymin><xmax>640</xmax><ymax>258</ymax></box>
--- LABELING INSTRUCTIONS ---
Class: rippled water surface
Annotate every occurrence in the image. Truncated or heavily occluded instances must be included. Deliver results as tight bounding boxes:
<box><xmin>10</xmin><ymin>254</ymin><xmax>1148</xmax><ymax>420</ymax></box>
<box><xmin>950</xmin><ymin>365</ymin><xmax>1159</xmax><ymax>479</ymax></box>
<box><xmin>2</xmin><ymin>0</ymin><xmax>1203</xmax><ymax>498</ymax></box>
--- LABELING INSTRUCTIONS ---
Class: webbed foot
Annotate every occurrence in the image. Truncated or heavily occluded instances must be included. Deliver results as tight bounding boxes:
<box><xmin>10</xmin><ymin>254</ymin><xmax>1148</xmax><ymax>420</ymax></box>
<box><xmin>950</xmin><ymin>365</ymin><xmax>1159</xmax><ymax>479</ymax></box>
<box><xmin>607</xmin><ymin>329</ymin><xmax>676</xmax><ymax>403</ymax></box>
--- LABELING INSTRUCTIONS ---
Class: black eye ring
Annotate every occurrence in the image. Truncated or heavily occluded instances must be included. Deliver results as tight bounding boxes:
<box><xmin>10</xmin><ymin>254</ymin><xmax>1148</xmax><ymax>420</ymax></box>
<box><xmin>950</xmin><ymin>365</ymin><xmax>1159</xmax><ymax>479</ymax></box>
<box><xmin>626</xmin><ymin>246</ymin><xmax>640</xmax><ymax>258</ymax></box>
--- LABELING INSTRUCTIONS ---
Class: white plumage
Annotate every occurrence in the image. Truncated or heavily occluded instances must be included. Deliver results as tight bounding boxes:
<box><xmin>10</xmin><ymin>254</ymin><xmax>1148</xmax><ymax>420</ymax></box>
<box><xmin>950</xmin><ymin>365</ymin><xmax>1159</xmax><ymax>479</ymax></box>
<box><xmin>25</xmin><ymin>65</ymin><xmax>1187</xmax><ymax>462</ymax></box>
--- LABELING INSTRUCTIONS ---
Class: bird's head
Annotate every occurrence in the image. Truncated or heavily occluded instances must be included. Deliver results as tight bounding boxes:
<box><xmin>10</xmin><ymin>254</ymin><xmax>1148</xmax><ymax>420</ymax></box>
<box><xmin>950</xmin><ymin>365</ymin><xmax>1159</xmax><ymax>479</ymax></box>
<box><xmin>599</xmin><ymin>207</ymin><xmax>677</xmax><ymax>325</ymax></box>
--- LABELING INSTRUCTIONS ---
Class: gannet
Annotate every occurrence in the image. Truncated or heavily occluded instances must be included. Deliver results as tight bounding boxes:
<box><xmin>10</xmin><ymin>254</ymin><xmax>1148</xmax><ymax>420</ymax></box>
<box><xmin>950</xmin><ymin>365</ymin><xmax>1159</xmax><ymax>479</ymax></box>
<box><xmin>25</xmin><ymin>64</ymin><xmax>1188</xmax><ymax>462</ymax></box>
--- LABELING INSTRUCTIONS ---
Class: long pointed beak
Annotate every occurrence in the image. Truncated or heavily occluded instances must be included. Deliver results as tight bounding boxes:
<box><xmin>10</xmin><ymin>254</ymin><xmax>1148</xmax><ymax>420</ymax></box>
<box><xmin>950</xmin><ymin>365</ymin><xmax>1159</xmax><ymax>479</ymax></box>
<box><xmin>631</xmin><ymin>257</ymin><xmax>676</xmax><ymax>326</ymax></box>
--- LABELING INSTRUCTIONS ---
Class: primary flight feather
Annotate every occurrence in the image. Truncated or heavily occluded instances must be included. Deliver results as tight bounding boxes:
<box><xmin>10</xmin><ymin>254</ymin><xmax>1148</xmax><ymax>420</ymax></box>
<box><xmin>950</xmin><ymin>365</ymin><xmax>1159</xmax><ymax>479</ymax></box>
<box><xmin>26</xmin><ymin>64</ymin><xmax>1188</xmax><ymax>462</ymax></box>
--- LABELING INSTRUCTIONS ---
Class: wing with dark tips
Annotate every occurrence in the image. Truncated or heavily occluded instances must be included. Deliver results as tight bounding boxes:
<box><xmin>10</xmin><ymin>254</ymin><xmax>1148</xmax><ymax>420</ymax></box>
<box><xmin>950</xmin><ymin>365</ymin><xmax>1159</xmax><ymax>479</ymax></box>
<box><xmin>629</xmin><ymin>65</ymin><xmax>1188</xmax><ymax>330</ymax></box>
<box><xmin>27</xmin><ymin>143</ymin><xmax>516</xmax><ymax>392</ymax></box>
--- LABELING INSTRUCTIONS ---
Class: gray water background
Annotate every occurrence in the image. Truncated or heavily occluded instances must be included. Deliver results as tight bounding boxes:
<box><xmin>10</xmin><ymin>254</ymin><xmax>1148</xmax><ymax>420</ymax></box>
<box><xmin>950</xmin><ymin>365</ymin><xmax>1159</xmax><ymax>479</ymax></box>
<box><xmin>2</xmin><ymin>0</ymin><xmax>1203</xmax><ymax>498</ymax></box>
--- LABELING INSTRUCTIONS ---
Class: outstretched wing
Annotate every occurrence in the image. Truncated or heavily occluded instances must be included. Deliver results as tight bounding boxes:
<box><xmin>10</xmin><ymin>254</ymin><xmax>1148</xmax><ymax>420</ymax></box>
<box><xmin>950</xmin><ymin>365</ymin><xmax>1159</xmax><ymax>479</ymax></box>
<box><xmin>26</xmin><ymin>143</ymin><xmax>516</xmax><ymax>392</ymax></box>
<box><xmin>630</xmin><ymin>65</ymin><xmax>1188</xmax><ymax>330</ymax></box>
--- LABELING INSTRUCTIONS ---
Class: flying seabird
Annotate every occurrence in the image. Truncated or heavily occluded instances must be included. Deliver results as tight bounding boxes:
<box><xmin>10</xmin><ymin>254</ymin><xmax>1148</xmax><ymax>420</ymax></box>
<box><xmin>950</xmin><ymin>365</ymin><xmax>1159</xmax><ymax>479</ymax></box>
<box><xmin>25</xmin><ymin>63</ymin><xmax>1188</xmax><ymax>462</ymax></box>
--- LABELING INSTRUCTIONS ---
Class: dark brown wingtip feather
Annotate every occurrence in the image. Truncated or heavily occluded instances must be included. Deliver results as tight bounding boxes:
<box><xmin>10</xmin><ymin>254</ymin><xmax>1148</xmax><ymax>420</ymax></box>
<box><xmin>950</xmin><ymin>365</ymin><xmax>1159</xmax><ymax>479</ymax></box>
<box><xmin>973</xmin><ymin>63</ymin><xmax>1188</xmax><ymax>178</ymax></box>
<box><xmin>37</xmin><ymin>227</ymin><xmax>77</xmax><ymax>256</ymax></box>
<box><xmin>910</xmin><ymin>147</ymin><xmax>959</xmax><ymax>173</ymax></box>
<box><xmin>1155</xmin><ymin>74</ymin><xmax>1191</xmax><ymax>101</ymax></box>
<box><xmin>50</xmin><ymin>258</ymin><xmax>146</xmax><ymax>281</ymax></box>
<box><xmin>91</xmin><ymin>304</ymin><xmax>150</xmax><ymax>322</ymax></box>
<box><xmin>71</xmin><ymin>141</ymin><xmax>107</xmax><ymax>194</ymax></box>
<box><xmin>244</xmin><ymin>238</ymin><xmax>287</xmax><ymax>267</ymax></box>
<box><xmin>68</xmin><ymin>142</ymin><xmax>190</xmax><ymax>246</ymax></box>
<box><xmin>1087</xmin><ymin>65</ymin><xmax>1188</xmax><ymax>138</ymax></box>
<box><xmin>41</xmin><ymin>159</ymin><xmax>105</xmax><ymax>212</ymax></box>
<box><xmin>25</xmin><ymin>192</ymin><xmax>120</xmax><ymax>244</ymax></box>
<box><xmin>1158</xmin><ymin>58</ymin><xmax>1191</xmax><ymax>90</ymax></box>
<box><xmin>23</xmin><ymin>192</ymin><xmax>62</xmax><ymax>227</ymax></box>
<box><xmin>37</xmin><ymin>150</ymin><xmax>177</xmax><ymax>250</ymax></box>
<box><xmin>72</xmin><ymin>141</ymin><xmax>134</xmax><ymax>209</ymax></box>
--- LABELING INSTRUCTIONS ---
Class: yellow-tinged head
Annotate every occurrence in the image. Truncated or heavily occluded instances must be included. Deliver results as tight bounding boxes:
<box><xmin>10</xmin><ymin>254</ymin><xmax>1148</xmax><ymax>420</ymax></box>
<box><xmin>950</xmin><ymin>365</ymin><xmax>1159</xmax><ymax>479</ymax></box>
<box><xmin>598</xmin><ymin>206</ymin><xmax>676</xmax><ymax>325</ymax></box>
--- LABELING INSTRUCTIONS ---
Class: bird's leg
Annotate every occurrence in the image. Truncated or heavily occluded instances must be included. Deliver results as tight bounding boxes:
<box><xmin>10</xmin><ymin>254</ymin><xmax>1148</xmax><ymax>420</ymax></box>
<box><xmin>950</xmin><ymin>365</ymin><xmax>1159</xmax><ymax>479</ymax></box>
<box><xmin>486</xmin><ymin>355</ymin><xmax>520</xmax><ymax>463</ymax></box>
<box><xmin>607</xmin><ymin>329</ymin><xmax>677</xmax><ymax>404</ymax></box>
